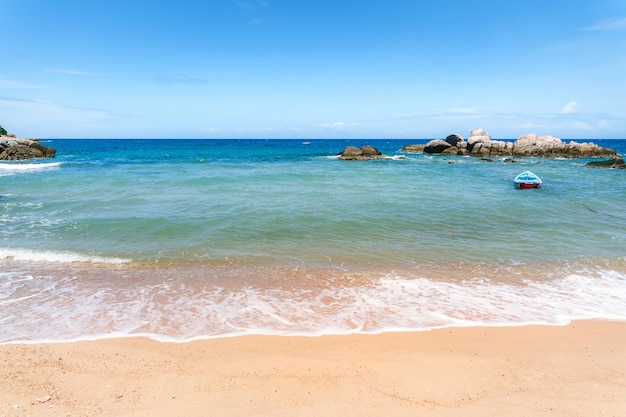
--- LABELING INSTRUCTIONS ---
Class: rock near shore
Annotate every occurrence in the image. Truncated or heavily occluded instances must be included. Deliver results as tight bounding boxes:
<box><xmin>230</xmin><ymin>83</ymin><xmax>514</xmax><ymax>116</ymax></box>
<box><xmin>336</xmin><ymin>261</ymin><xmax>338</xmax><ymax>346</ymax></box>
<box><xmin>0</xmin><ymin>134</ymin><xmax>57</xmax><ymax>160</ymax></box>
<box><xmin>403</xmin><ymin>129</ymin><xmax>619</xmax><ymax>159</ymax></box>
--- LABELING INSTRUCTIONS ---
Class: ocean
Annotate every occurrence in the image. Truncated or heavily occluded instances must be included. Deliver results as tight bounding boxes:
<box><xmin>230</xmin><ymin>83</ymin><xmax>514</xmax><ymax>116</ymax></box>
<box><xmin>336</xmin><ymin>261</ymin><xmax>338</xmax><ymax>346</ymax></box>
<box><xmin>1</xmin><ymin>138</ymin><xmax>625</xmax><ymax>343</ymax></box>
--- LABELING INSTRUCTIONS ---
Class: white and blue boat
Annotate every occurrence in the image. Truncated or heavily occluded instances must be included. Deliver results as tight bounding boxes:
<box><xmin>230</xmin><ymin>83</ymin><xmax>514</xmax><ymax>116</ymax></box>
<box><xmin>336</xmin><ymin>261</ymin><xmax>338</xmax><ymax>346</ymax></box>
<box><xmin>514</xmin><ymin>171</ymin><xmax>542</xmax><ymax>189</ymax></box>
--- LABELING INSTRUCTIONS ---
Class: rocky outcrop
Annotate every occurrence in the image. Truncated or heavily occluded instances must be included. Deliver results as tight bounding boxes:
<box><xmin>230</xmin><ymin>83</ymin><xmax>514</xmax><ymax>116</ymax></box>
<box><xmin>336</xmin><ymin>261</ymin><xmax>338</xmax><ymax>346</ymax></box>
<box><xmin>585</xmin><ymin>158</ymin><xmax>625</xmax><ymax>169</ymax></box>
<box><xmin>508</xmin><ymin>133</ymin><xmax>615</xmax><ymax>158</ymax></box>
<box><xmin>403</xmin><ymin>129</ymin><xmax>619</xmax><ymax>159</ymax></box>
<box><xmin>339</xmin><ymin>145</ymin><xmax>386</xmax><ymax>160</ymax></box>
<box><xmin>0</xmin><ymin>135</ymin><xmax>57</xmax><ymax>160</ymax></box>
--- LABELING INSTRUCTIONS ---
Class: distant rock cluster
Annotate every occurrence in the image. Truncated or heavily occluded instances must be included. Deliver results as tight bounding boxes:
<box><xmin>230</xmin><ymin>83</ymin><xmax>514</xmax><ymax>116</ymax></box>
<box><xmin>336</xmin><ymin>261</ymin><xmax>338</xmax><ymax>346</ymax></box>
<box><xmin>0</xmin><ymin>134</ymin><xmax>57</xmax><ymax>160</ymax></box>
<box><xmin>338</xmin><ymin>128</ymin><xmax>622</xmax><ymax>168</ymax></box>
<box><xmin>404</xmin><ymin>128</ymin><xmax>618</xmax><ymax>159</ymax></box>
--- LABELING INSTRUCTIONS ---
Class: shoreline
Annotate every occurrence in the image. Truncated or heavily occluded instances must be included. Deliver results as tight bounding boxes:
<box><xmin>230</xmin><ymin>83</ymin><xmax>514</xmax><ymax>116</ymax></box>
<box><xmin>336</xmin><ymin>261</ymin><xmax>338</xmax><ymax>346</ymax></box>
<box><xmin>2</xmin><ymin>320</ymin><xmax>625</xmax><ymax>416</ymax></box>
<box><xmin>3</xmin><ymin>257</ymin><xmax>626</xmax><ymax>344</ymax></box>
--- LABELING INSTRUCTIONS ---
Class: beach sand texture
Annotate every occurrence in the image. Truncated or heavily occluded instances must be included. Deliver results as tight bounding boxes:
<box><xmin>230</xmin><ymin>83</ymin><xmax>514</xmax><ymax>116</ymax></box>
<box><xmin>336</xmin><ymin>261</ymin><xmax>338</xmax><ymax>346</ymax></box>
<box><xmin>2</xmin><ymin>320</ymin><xmax>625</xmax><ymax>417</ymax></box>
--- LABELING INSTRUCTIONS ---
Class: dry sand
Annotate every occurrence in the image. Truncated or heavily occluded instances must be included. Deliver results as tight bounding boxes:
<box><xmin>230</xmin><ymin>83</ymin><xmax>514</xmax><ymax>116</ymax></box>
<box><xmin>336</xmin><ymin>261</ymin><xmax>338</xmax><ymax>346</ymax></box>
<box><xmin>1</xmin><ymin>320</ymin><xmax>625</xmax><ymax>417</ymax></box>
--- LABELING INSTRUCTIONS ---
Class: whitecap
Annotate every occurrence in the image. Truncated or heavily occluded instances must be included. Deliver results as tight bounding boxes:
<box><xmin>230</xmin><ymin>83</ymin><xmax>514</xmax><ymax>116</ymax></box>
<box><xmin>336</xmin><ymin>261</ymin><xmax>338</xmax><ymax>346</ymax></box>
<box><xmin>0</xmin><ymin>162</ymin><xmax>62</xmax><ymax>172</ymax></box>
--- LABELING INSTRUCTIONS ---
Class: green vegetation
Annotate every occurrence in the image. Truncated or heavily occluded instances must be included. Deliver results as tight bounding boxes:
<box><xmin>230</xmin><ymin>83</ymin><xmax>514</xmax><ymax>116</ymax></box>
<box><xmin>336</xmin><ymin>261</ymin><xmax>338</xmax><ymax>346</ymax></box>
<box><xmin>0</xmin><ymin>126</ymin><xmax>7</xmax><ymax>136</ymax></box>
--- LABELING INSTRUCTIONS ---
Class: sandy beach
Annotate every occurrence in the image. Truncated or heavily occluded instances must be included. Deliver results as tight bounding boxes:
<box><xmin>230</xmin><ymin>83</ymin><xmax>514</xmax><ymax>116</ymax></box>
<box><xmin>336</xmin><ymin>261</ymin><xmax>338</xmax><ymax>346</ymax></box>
<box><xmin>1</xmin><ymin>320</ymin><xmax>625</xmax><ymax>417</ymax></box>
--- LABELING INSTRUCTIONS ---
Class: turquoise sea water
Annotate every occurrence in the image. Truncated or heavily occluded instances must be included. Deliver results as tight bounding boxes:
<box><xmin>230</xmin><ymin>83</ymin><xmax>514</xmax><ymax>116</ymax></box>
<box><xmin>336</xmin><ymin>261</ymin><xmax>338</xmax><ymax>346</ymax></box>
<box><xmin>1</xmin><ymin>139</ymin><xmax>625</xmax><ymax>343</ymax></box>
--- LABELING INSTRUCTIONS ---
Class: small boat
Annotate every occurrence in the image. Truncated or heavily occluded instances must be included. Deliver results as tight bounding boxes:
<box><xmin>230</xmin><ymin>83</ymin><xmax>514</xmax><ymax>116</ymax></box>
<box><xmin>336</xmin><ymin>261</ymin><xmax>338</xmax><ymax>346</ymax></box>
<box><xmin>514</xmin><ymin>171</ymin><xmax>542</xmax><ymax>189</ymax></box>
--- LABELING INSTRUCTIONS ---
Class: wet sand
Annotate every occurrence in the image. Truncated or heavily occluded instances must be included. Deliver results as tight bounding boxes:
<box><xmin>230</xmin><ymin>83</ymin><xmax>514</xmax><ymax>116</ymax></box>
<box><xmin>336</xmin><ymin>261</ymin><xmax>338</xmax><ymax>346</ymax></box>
<box><xmin>1</xmin><ymin>320</ymin><xmax>625</xmax><ymax>417</ymax></box>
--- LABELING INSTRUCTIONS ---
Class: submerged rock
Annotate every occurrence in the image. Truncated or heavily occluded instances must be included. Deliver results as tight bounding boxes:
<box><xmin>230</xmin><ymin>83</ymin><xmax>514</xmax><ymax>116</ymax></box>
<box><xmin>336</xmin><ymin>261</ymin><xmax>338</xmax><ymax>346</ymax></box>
<box><xmin>585</xmin><ymin>158</ymin><xmax>625</xmax><ymax>169</ymax></box>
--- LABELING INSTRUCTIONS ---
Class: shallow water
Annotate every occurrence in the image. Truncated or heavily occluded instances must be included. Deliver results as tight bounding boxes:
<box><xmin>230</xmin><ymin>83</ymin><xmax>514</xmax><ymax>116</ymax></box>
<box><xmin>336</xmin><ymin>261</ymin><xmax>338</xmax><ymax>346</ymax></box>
<box><xmin>1</xmin><ymin>139</ymin><xmax>625</xmax><ymax>342</ymax></box>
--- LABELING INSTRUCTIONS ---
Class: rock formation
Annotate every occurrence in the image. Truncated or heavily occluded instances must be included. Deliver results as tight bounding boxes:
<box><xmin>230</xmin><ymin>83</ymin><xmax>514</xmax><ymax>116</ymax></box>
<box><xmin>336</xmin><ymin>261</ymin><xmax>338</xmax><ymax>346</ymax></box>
<box><xmin>1</xmin><ymin>134</ymin><xmax>57</xmax><ymax>160</ymax></box>
<box><xmin>403</xmin><ymin>129</ymin><xmax>618</xmax><ymax>159</ymax></box>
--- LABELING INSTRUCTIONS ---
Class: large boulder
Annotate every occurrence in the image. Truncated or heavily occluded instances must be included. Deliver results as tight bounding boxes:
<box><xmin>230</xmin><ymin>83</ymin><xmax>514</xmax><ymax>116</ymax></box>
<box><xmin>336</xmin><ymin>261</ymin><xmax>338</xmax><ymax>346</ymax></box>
<box><xmin>424</xmin><ymin>139</ymin><xmax>452</xmax><ymax>154</ymax></box>
<box><xmin>512</xmin><ymin>134</ymin><xmax>562</xmax><ymax>156</ymax></box>
<box><xmin>470</xmin><ymin>140</ymin><xmax>514</xmax><ymax>157</ymax></box>
<box><xmin>0</xmin><ymin>136</ymin><xmax>57</xmax><ymax>160</ymax></box>
<box><xmin>467</xmin><ymin>128</ymin><xmax>491</xmax><ymax>150</ymax></box>
<box><xmin>339</xmin><ymin>145</ymin><xmax>385</xmax><ymax>160</ymax></box>
<box><xmin>445</xmin><ymin>133</ymin><xmax>464</xmax><ymax>146</ymax></box>
<box><xmin>402</xmin><ymin>133</ymin><xmax>464</xmax><ymax>154</ymax></box>
<box><xmin>401</xmin><ymin>144</ymin><xmax>426</xmax><ymax>153</ymax></box>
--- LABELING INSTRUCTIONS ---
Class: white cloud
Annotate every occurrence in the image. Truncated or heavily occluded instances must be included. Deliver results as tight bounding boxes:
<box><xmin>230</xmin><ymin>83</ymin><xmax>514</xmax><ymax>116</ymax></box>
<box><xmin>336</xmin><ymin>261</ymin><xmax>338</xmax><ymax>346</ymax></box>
<box><xmin>0</xmin><ymin>96</ymin><xmax>44</xmax><ymax>104</ymax></box>
<box><xmin>386</xmin><ymin>108</ymin><xmax>484</xmax><ymax>123</ymax></box>
<box><xmin>515</xmin><ymin>123</ymin><xmax>539</xmax><ymax>129</ymax></box>
<box><xmin>0</xmin><ymin>79</ymin><xmax>46</xmax><ymax>89</ymax></box>
<box><xmin>153</xmin><ymin>73</ymin><xmax>208</xmax><ymax>85</ymax></box>
<box><xmin>233</xmin><ymin>126</ymin><xmax>301</xmax><ymax>133</ymax></box>
<box><xmin>46</xmin><ymin>68</ymin><xmax>102</xmax><ymax>76</ymax></box>
<box><xmin>561</xmin><ymin>101</ymin><xmax>578</xmax><ymax>114</ymax></box>
<box><xmin>0</xmin><ymin>96</ymin><xmax>122</xmax><ymax>133</ymax></box>
<box><xmin>585</xmin><ymin>17</ymin><xmax>626</xmax><ymax>31</ymax></box>
<box><xmin>597</xmin><ymin>120</ymin><xmax>610</xmax><ymax>129</ymax></box>
<box><xmin>572</xmin><ymin>121</ymin><xmax>592</xmax><ymax>130</ymax></box>
<box><xmin>232</xmin><ymin>0</ymin><xmax>268</xmax><ymax>11</ymax></box>
<box><xmin>314</xmin><ymin>121</ymin><xmax>355</xmax><ymax>128</ymax></box>
<box><xmin>447</xmin><ymin>107</ymin><xmax>478</xmax><ymax>114</ymax></box>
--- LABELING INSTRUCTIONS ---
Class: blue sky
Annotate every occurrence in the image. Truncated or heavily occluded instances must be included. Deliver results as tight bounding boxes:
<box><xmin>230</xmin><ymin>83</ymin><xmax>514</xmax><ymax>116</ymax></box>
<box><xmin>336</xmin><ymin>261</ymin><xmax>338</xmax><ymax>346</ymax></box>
<box><xmin>1</xmin><ymin>0</ymin><xmax>625</xmax><ymax>139</ymax></box>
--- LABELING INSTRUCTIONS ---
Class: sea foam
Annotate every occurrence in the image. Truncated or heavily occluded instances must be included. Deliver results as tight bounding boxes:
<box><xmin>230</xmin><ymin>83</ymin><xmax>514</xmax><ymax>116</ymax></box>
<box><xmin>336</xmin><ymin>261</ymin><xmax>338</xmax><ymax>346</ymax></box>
<box><xmin>1</xmin><ymin>262</ymin><xmax>624</xmax><ymax>344</ymax></box>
